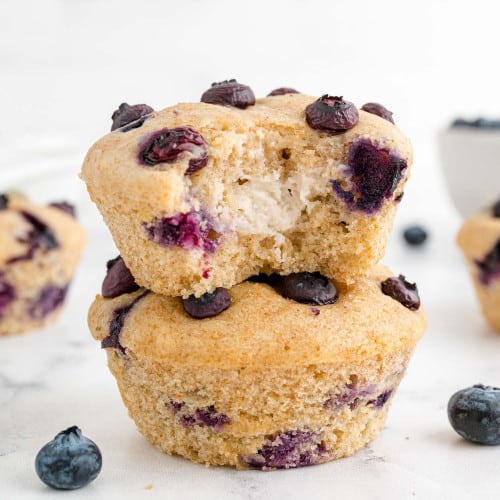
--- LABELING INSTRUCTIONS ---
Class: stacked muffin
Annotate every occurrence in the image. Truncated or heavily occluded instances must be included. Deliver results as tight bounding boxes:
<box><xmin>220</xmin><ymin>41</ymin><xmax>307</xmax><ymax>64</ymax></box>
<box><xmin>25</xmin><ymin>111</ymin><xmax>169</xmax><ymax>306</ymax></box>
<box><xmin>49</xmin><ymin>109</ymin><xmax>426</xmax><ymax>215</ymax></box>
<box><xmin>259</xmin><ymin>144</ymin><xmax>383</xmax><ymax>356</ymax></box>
<box><xmin>82</xmin><ymin>82</ymin><xmax>426</xmax><ymax>469</ymax></box>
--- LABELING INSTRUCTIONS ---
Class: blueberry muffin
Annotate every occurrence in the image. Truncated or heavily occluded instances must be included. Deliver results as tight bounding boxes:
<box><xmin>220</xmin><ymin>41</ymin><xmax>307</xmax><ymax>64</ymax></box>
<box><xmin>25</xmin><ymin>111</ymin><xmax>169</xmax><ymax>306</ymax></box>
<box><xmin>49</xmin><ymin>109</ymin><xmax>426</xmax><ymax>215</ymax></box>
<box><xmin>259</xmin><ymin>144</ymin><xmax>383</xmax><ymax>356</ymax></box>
<box><xmin>81</xmin><ymin>83</ymin><xmax>413</xmax><ymax>298</ymax></box>
<box><xmin>457</xmin><ymin>199</ymin><xmax>500</xmax><ymax>331</ymax></box>
<box><xmin>88</xmin><ymin>260</ymin><xmax>426</xmax><ymax>469</ymax></box>
<box><xmin>0</xmin><ymin>192</ymin><xmax>86</xmax><ymax>335</ymax></box>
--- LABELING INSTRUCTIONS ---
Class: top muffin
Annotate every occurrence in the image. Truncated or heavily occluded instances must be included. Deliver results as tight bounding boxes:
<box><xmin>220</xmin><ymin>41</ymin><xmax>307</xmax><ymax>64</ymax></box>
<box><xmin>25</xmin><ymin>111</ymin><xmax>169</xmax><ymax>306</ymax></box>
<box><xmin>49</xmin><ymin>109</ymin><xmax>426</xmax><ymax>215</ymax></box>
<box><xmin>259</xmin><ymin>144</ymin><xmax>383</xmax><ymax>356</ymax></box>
<box><xmin>81</xmin><ymin>84</ymin><xmax>412</xmax><ymax>297</ymax></box>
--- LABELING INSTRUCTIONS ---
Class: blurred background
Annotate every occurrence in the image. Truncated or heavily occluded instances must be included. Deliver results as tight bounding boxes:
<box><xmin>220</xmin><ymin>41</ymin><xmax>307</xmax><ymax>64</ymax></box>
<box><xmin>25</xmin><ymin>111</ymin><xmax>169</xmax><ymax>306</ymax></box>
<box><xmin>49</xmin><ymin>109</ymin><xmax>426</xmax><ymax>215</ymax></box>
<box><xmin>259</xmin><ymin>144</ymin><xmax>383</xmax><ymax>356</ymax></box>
<box><xmin>1</xmin><ymin>0</ymin><xmax>499</xmax><ymax>223</ymax></box>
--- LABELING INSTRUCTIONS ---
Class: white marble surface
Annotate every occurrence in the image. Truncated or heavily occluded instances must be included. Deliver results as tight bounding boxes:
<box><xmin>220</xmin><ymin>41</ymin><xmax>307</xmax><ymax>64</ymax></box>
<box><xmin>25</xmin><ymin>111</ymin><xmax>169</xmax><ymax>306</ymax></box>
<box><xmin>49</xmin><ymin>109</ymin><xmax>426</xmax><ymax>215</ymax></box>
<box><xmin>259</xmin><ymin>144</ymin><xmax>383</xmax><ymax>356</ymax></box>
<box><xmin>3</xmin><ymin>0</ymin><xmax>500</xmax><ymax>498</ymax></box>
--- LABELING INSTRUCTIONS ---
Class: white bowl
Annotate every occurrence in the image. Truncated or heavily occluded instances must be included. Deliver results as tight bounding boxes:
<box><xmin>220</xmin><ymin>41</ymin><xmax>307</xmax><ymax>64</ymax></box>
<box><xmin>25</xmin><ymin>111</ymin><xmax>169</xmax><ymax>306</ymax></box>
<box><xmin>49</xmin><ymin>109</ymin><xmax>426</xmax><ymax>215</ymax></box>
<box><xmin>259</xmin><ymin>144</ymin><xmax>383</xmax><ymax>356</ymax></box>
<box><xmin>439</xmin><ymin>127</ymin><xmax>500</xmax><ymax>217</ymax></box>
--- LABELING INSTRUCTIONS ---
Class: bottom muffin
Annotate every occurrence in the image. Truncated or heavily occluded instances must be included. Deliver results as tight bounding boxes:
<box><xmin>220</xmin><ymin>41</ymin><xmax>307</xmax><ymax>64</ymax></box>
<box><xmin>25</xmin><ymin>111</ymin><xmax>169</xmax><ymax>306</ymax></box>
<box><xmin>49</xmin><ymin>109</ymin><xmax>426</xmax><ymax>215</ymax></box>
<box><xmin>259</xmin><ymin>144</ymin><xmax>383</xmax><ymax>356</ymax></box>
<box><xmin>88</xmin><ymin>265</ymin><xmax>426</xmax><ymax>469</ymax></box>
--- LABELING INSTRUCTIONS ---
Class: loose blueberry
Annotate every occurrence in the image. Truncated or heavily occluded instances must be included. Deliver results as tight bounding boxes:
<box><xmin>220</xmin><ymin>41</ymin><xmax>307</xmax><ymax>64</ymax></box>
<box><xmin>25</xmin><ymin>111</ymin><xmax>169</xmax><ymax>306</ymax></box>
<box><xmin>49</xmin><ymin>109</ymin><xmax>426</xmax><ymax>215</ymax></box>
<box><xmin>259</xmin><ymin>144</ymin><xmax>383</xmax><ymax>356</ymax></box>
<box><xmin>35</xmin><ymin>426</ymin><xmax>102</xmax><ymax>490</ymax></box>
<box><xmin>139</xmin><ymin>126</ymin><xmax>209</xmax><ymax>175</ymax></box>
<box><xmin>274</xmin><ymin>272</ymin><xmax>337</xmax><ymax>305</ymax></box>
<box><xmin>29</xmin><ymin>285</ymin><xmax>68</xmax><ymax>320</ymax></box>
<box><xmin>361</xmin><ymin>102</ymin><xmax>394</xmax><ymax>124</ymax></box>
<box><xmin>101</xmin><ymin>256</ymin><xmax>139</xmax><ymax>298</ymax></box>
<box><xmin>144</xmin><ymin>211</ymin><xmax>218</xmax><ymax>252</ymax></box>
<box><xmin>201</xmin><ymin>79</ymin><xmax>255</xmax><ymax>109</ymax></box>
<box><xmin>448</xmin><ymin>384</ymin><xmax>500</xmax><ymax>445</ymax></box>
<box><xmin>492</xmin><ymin>199</ymin><xmax>500</xmax><ymax>218</ymax></box>
<box><xmin>267</xmin><ymin>87</ymin><xmax>300</xmax><ymax>96</ymax></box>
<box><xmin>403</xmin><ymin>225</ymin><xmax>428</xmax><ymax>246</ymax></box>
<box><xmin>305</xmin><ymin>95</ymin><xmax>359</xmax><ymax>133</ymax></box>
<box><xmin>451</xmin><ymin>118</ymin><xmax>500</xmax><ymax>129</ymax></box>
<box><xmin>242</xmin><ymin>430</ymin><xmax>328</xmax><ymax>470</ymax></box>
<box><xmin>0</xmin><ymin>194</ymin><xmax>9</xmax><ymax>210</ymax></box>
<box><xmin>381</xmin><ymin>275</ymin><xmax>420</xmax><ymax>311</ymax></box>
<box><xmin>101</xmin><ymin>291</ymin><xmax>149</xmax><ymax>352</ymax></box>
<box><xmin>182</xmin><ymin>288</ymin><xmax>230</xmax><ymax>319</ymax></box>
<box><xmin>331</xmin><ymin>139</ymin><xmax>406</xmax><ymax>213</ymax></box>
<box><xmin>0</xmin><ymin>272</ymin><xmax>16</xmax><ymax>318</ymax></box>
<box><xmin>475</xmin><ymin>240</ymin><xmax>500</xmax><ymax>285</ymax></box>
<box><xmin>111</xmin><ymin>103</ymin><xmax>154</xmax><ymax>131</ymax></box>
<box><xmin>48</xmin><ymin>201</ymin><xmax>76</xmax><ymax>218</ymax></box>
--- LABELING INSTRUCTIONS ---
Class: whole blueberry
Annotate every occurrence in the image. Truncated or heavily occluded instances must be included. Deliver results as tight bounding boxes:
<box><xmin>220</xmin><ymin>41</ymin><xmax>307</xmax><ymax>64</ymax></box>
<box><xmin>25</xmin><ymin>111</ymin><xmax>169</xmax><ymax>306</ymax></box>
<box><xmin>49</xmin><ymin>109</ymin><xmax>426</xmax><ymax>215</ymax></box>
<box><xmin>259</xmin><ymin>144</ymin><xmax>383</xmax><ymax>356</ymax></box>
<box><xmin>403</xmin><ymin>225</ymin><xmax>428</xmax><ymax>246</ymax></box>
<box><xmin>267</xmin><ymin>87</ymin><xmax>300</xmax><ymax>96</ymax></box>
<box><xmin>35</xmin><ymin>426</ymin><xmax>102</xmax><ymax>490</ymax></box>
<box><xmin>448</xmin><ymin>384</ymin><xmax>500</xmax><ymax>445</ymax></box>
<box><xmin>492</xmin><ymin>199</ymin><xmax>500</xmax><ymax>218</ymax></box>
<box><xmin>182</xmin><ymin>288</ymin><xmax>231</xmax><ymax>319</ymax></box>
<box><xmin>111</xmin><ymin>102</ymin><xmax>154</xmax><ymax>131</ymax></box>
<box><xmin>102</xmin><ymin>256</ymin><xmax>139</xmax><ymax>298</ymax></box>
<box><xmin>305</xmin><ymin>95</ymin><xmax>359</xmax><ymax>133</ymax></box>
<box><xmin>274</xmin><ymin>272</ymin><xmax>337</xmax><ymax>305</ymax></box>
<box><xmin>201</xmin><ymin>79</ymin><xmax>255</xmax><ymax>109</ymax></box>
<box><xmin>361</xmin><ymin>102</ymin><xmax>394</xmax><ymax>124</ymax></box>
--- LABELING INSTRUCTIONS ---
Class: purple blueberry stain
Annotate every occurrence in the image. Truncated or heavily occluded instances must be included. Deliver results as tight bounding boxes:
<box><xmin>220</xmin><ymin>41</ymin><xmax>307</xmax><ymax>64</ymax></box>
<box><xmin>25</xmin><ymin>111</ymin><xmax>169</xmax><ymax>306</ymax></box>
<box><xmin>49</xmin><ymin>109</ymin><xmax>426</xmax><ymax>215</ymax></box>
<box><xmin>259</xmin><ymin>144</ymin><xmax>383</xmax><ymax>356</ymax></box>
<box><xmin>7</xmin><ymin>211</ymin><xmax>58</xmax><ymax>263</ymax></box>
<box><xmin>182</xmin><ymin>288</ymin><xmax>230</xmax><ymax>319</ymax></box>
<box><xmin>48</xmin><ymin>201</ymin><xmax>76</xmax><ymax>218</ymax></box>
<box><xmin>201</xmin><ymin>79</ymin><xmax>255</xmax><ymax>109</ymax></box>
<box><xmin>331</xmin><ymin>139</ymin><xmax>407</xmax><ymax>214</ymax></box>
<box><xmin>309</xmin><ymin>307</ymin><xmax>320</xmax><ymax>316</ymax></box>
<box><xmin>475</xmin><ymin>240</ymin><xmax>500</xmax><ymax>285</ymax></box>
<box><xmin>0</xmin><ymin>272</ymin><xmax>16</xmax><ymax>318</ymax></box>
<box><xmin>361</xmin><ymin>102</ymin><xmax>394</xmax><ymax>124</ymax></box>
<box><xmin>138</xmin><ymin>126</ymin><xmax>209</xmax><ymax>175</ymax></box>
<box><xmin>28</xmin><ymin>285</ymin><xmax>68</xmax><ymax>320</ymax></box>
<box><xmin>168</xmin><ymin>400</ymin><xmax>230</xmax><ymax>429</ymax></box>
<box><xmin>325</xmin><ymin>383</ymin><xmax>377</xmax><ymax>411</ymax></box>
<box><xmin>144</xmin><ymin>211</ymin><xmax>218</xmax><ymax>253</ymax></box>
<box><xmin>305</xmin><ymin>95</ymin><xmax>359</xmax><ymax>133</ymax></box>
<box><xmin>381</xmin><ymin>275</ymin><xmax>420</xmax><ymax>311</ymax></box>
<box><xmin>267</xmin><ymin>87</ymin><xmax>300</xmax><ymax>96</ymax></box>
<box><xmin>101</xmin><ymin>256</ymin><xmax>139</xmax><ymax>298</ymax></box>
<box><xmin>242</xmin><ymin>430</ymin><xmax>328</xmax><ymax>470</ymax></box>
<box><xmin>111</xmin><ymin>103</ymin><xmax>154</xmax><ymax>131</ymax></box>
<box><xmin>368</xmin><ymin>389</ymin><xmax>393</xmax><ymax>409</ymax></box>
<box><xmin>101</xmin><ymin>291</ymin><xmax>149</xmax><ymax>353</ymax></box>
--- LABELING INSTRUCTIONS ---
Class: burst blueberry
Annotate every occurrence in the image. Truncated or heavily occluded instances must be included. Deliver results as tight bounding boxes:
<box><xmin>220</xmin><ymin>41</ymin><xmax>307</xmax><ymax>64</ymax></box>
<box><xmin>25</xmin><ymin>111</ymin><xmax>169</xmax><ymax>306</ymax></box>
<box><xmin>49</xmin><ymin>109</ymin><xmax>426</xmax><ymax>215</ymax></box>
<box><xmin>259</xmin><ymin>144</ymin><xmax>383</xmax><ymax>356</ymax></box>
<box><xmin>361</xmin><ymin>102</ymin><xmax>394</xmax><ymax>124</ymax></box>
<box><xmin>182</xmin><ymin>288</ymin><xmax>230</xmax><ymax>319</ymax></box>
<box><xmin>101</xmin><ymin>256</ymin><xmax>139</xmax><ymax>298</ymax></box>
<box><xmin>403</xmin><ymin>225</ymin><xmax>428</xmax><ymax>246</ymax></box>
<box><xmin>274</xmin><ymin>272</ymin><xmax>337</xmax><ymax>305</ymax></box>
<box><xmin>35</xmin><ymin>426</ymin><xmax>102</xmax><ymax>490</ymax></box>
<box><xmin>201</xmin><ymin>79</ymin><xmax>255</xmax><ymax>109</ymax></box>
<box><xmin>139</xmin><ymin>126</ymin><xmax>209</xmax><ymax>175</ymax></box>
<box><xmin>475</xmin><ymin>240</ymin><xmax>500</xmax><ymax>285</ymax></box>
<box><xmin>448</xmin><ymin>384</ymin><xmax>500</xmax><ymax>445</ymax></box>
<box><xmin>381</xmin><ymin>275</ymin><xmax>420</xmax><ymax>311</ymax></box>
<box><xmin>305</xmin><ymin>95</ymin><xmax>359</xmax><ymax>133</ymax></box>
<box><xmin>48</xmin><ymin>201</ymin><xmax>76</xmax><ymax>218</ymax></box>
<box><xmin>29</xmin><ymin>285</ymin><xmax>68</xmax><ymax>320</ymax></box>
<box><xmin>111</xmin><ymin>102</ymin><xmax>154</xmax><ymax>131</ymax></box>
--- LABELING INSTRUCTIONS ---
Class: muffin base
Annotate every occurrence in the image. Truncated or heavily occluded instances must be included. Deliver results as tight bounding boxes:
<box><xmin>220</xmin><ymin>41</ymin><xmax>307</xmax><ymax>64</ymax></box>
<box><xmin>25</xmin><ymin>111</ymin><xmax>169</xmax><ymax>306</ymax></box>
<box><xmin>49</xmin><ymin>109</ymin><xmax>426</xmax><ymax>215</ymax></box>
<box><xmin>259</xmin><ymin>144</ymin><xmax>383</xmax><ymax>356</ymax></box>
<box><xmin>106</xmin><ymin>348</ymin><xmax>412</xmax><ymax>469</ymax></box>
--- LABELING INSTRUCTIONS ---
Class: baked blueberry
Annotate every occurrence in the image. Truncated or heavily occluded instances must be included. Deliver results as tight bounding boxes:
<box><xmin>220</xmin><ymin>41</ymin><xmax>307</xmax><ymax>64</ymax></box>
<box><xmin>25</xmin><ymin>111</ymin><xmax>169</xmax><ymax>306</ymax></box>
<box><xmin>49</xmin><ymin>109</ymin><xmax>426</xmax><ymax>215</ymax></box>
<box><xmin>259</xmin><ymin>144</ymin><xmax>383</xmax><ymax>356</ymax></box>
<box><xmin>492</xmin><ymin>199</ymin><xmax>500</xmax><ymax>218</ymax></box>
<box><xmin>475</xmin><ymin>240</ymin><xmax>500</xmax><ymax>285</ymax></box>
<box><xmin>403</xmin><ymin>225</ymin><xmax>428</xmax><ymax>246</ymax></box>
<box><xmin>0</xmin><ymin>194</ymin><xmax>9</xmax><ymax>210</ymax></box>
<box><xmin>48</xmin><ymin>201</ymin><xmax>76</xmax><ymax>218</ymax></box>
<box><xmin>381</xmin><ymin>275</ymin><xmax>420</xmax><ymax>311</ymax></box>
<box><xmin>35</xmin><ymin>426</ymin><xmax>102</xmax><ymax>490</ymax></box>
<box><xmin>274</xmin><ymin>272</ymin><xmax>337</xmax><ymax>305</ymax></box>
<box><xmin>201</xmin><ymin>79</ymin><xmax>255</xmax><ymax>109</ymax></box>
<box><xmin>102</xmin><ymin>256</ymin><xmax>139</xmax><ymax>298</ymax></box>
<box><xmin>182</xmin><ymin>288</ymin><xmax>230</xmax><ymax>319</ymax></box>
<box><xmin>361</xmin><ymin>102</ymin><xmax>394</xmax><ymax>124</ymax></box>
<box><xmin>111</xmin><ymin>103</ymin><xmax>154</xmax><ymax>131</ymax></box>
<box><xmin>0</xmin><ymin>273</ymin><xmax>16</xmax><ymax>318</ymax></box>
<box><xmin>139</xmin><ymin>126</ymin><xmax>209</xmax><ymax>175</ymax></box>
<box><xmin>305</xmin><ymin>95</ymin><xmax>359</xmax><ymax>133</ymax></box>
<box><xmin>267</xmin><ymin>87</ymin><xmax>300</xmax><ymax>96</ymax></box>
<box><xmin>29</xmin><ymin>285</ymin><xmax>68</xmax><ymax>320</ymax></box>
<box><xmin>448</xmin><ymin>384</ymin><xmax>500</xmax><ymax>445</ymax></box>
